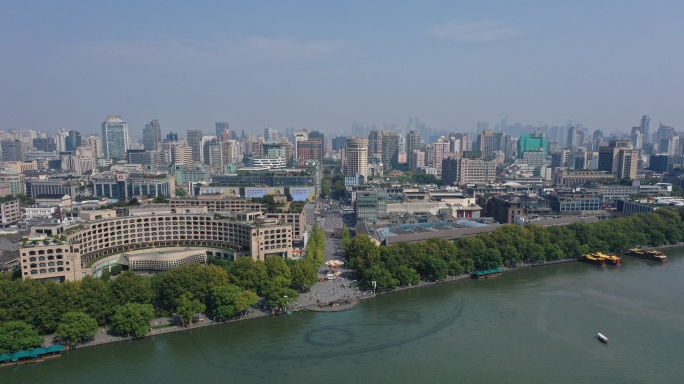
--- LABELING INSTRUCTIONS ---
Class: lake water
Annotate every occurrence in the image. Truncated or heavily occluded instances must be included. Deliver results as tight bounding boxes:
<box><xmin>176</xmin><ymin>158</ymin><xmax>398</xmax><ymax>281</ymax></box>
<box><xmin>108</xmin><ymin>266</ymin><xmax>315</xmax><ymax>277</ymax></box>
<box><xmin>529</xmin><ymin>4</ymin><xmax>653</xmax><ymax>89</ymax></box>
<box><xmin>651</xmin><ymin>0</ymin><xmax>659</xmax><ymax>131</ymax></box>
<box><xmin>7</xmin><ymin>249</ymin><xmax>684</xmax><ymax>383</ymax></box>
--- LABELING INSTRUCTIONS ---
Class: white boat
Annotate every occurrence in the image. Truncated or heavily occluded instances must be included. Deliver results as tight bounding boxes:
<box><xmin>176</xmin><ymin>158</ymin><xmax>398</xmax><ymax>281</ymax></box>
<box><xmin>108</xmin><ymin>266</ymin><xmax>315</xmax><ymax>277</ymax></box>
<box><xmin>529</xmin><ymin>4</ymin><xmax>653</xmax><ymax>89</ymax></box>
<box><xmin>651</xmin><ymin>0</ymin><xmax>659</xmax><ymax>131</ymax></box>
<box><xmin>597</xmin><ymin>333</ymin><xmax>608</xmax><ymax>343</ymax></box>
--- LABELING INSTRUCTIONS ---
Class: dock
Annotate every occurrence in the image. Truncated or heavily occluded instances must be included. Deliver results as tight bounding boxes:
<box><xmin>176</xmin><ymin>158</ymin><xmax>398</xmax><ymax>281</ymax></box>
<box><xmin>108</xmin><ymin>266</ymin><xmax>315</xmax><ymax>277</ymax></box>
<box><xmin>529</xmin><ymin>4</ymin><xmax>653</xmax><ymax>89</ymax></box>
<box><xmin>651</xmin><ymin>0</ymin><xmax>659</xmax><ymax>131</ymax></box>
<box><xmin>580</xmin><ymin>252</ymin><xmax>622</xmax><ymax>266</ymax></box>
<box><xmin>472</xmin><ymin>268</ymin><xmax>504</xmax><ymax>279</ymax></box>
<box><xmin>0</xmin><ymin>345</ymin><xmax>62</xmax><ymax>367</ymax></box>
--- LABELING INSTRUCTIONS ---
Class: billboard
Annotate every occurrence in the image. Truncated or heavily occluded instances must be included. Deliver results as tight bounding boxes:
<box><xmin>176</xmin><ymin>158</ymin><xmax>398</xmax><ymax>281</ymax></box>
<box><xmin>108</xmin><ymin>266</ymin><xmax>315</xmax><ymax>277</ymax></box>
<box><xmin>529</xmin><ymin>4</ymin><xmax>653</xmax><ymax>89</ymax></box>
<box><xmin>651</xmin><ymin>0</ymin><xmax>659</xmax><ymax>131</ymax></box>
<box><xmin>199</xmin><ymin>186</ymin><xmax>241</xmax><ymax>197</ymax></box>
<box><xmin>288</xmin><ymin>187</ymin><xmax>316</xmax><ymax>202</ymax></box>
<box><xmin>245</xmin><ymin>187</ymin><xmax>285</xmax><ymax>198</ymax></box>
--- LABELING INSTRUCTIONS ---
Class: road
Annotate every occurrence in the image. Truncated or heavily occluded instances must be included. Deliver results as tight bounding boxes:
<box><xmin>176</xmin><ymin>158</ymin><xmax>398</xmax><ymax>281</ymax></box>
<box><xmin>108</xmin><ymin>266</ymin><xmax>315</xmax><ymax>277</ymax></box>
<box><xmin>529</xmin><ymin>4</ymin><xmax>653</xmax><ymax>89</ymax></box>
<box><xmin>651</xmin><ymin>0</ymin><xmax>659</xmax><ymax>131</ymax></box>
<box><xmin>292</xmin><ymin>199</ymin><xmax>366</xmax><ymax>309</ymax></box>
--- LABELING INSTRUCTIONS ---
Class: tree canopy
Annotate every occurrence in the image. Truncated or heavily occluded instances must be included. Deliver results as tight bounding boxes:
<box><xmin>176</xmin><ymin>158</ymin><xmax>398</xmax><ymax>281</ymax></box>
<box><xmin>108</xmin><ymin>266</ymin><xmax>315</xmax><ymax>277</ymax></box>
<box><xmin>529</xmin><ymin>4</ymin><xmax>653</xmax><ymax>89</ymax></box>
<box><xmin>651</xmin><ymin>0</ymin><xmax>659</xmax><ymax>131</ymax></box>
<box><xmin>343</xmin><ymin>207</ymin><xmax>684</xmax><ymax>290</ymax></box>
<box><xmin>55</xmin><ymin>312</ymin><xmax>98</xmax><ymax>345</ymax></box>
<box><xmin>290</xmin><ymin>259</ymin><xmax>318</xmax><ymax>291</ymax></box>
<box><xmin>209</xmin><ymin>285</ymin><xmax>243</xmax><ymax>320</ymax></box>
<box><xmin>0</xmin><ymin>321</ymin><xmax>43</xmax><ymax>353</ymax></box>
<box><xmin>110</xmin><ymin>271</ymin><xmax>155</xmax><ymax>306</ymax></box>
<box><xmin>111</xmin><ymin>303</ymin><xmax>155</xmax><ymax>338</ymax></box>
<box><xmin>176</xmin><ymin>294</ymin><xmax>205</xmax><ymax>325</ymax></box>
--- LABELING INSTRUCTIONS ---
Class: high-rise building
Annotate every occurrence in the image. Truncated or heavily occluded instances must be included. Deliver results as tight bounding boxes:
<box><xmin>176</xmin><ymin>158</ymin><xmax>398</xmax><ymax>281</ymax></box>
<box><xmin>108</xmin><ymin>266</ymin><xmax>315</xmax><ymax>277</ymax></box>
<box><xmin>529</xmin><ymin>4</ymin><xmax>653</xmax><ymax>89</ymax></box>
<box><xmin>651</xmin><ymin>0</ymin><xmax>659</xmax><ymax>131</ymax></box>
<box><xmin>342</xmin><ymin>138</ymin><xmax>368</xmax><ymax>178</ymax></box>
<box><xmin>397</xmin><ymin>133</ymin><xmax>406</xmax><ymax>155</ymax></box>
<box><xmin>441</xmin><ymin>157</ymin><xmax>496</xmax><ymax>186</ymax></box>
<box><xmin>551</xmin><ymin>150</ymin><xmax>570</xmax><ymax>169</ymax></box>
<box><xmin>630</xmin><ymin>127</ymin><xmax>643</xmax><ymax>150</ymax></box>
<box><xmin>566</xmin><ymin>126</ymin><xmax>586</xmax><ymax>149</ymax></box>
<box><xmin>666</xmin><ymin>135</ymin><xmax>680</xmax><ymax>156</ymax></box>
<box><xmin>60</xmin><ymin>147</ymin><xmax>96</xmax><ymax>175</ymax></box>
<box><xmin>368</xmin><ymin>131</ymin><xmax>383</xmax><ymax>163</ymax></box>
<box><xmin>54</xmin><ymin>129</ymin><xmax>69</xmax><ymax>152</ymax></box>
<box><xmin>222</xmin><ymin>140</ymin><xmax>242</xmax><ymax>165</ymax></box>
<box><xmin>429</xmin><ymin>138</ymin><xmax>450</xmax><ymax>173</ymax></box>
<box><xmin>599</xmin><ymin>140</ymin><xmax>637</xmax><ymax>179</ymax></box>
<box><xmin>261</xmin><ymin>141</ymin><xmax>285</xmax><ymax>158</ymax></box>
<box><xmin>81</xmin><ymin>135</ymin><xmax>103</xmax><ymax>158</ymax></box>
<box><xmin>186</xmin><ymin>129</ymin><xmax>203</xmax><ymax>162</ymax></box>
<box><xmin>520</xmin><ymin>150</ymin><xmax>546</xmax><ymax>167</ymax></box>
<box><xmin>216</xmin><ymin>122</ymin><xmax>230</xmax><ymax>141</ymax></box>
<box><xmin>649</xmin><ymin>154</ymin><xmax>670</xmax><ymax>173</ymax></box>
<box><xmin>476</xmin><ymin>130</ymin><xmax>496</xmax><ymax>158</ymax></box>
<box><xmin>296</xmin><ymin>139</ymin><xmax>323</xmax><ymax>161</ymax></box>
<box><xmin>143</xmin><ymin>120</ymin><xmax>162</xmax><ymax>151</ymax></box>
<box><xmin>332</xmin><ymin>137</ymin><xmax>347</xmax><ymax>152</ymax></box>
<box><xmin>102</xmin><ymin>115</ymin><xmax>129</xmax><ymax>159</ymax></box>
<box><xmin>200</xmin><ymin>135</ymin><xmax>216</xmax><ymax>165</ymax></box>
<box><xmin>1</xmin><ymin>140</ymin><xmax>24</xmax><ymax>162</ymax></box>
<box><xmin>203</xmin><ymin>138</ymin><xmax>223</xmax><ymax>171</ymax></box>
<box><xmin>126</xmin><ymin>149</ymin><xmax>166</xmax><ymax>167</ymax></box>
<box><xmin>641</xmin><ymin>115</ymin><xmax>651</xmax><ymax>144</ymax></box>
<box><xmin>167</xmin><ymin>143</ymin><xmax>193</xmax><ymax>167</ymax></box>
<box><xmin>406</xmin><ymin>130</ymin><xmax>421</xmax><ymax>170</ymax></box>
<box><xmin>293</xmin><ymin>130</ymin><xmax>309</xmax><ymax>160</ymax></box>
<box><xmin>616</xmin><ymin>148</ymin><xmax>639</xmax><ymax>179</ymax></box>
<box><xmin>32</xmin><ymin>137</ymin><xmax>56</xmax><ymax>152</ymax></box>
<box><xmin>411</xmin><ymin>150</ymin><xmax>425</xmax><ymax>169</ymax></box>
<box><xmin>657</xmin><ymin>123</ymin><xmax>676</xmax><ymax>152</ymax></box>
<box><xmin>309</xmin><ymin>131</ymin><xmax>325</xmax><ymax>158</ymax></box>
<box><xmin>518</xmin><ymin>132</ymin><xmax>548</xmax><ymax>157</ymax></box>
<box><xmin>166</xmin><ymin>132</ymin><xmax>179</xmax><ymax>142</ymax></box>
<box><xmin>495</xmin><ymin>132</ymin><xmax>512</xmax><ymax>159</ymax></box>
<box><xmin>355</xmin><ymin>188</ymin><xmax>387</xmax><ymax>222</ymax></box>
<box><xmin>449</xmin><ymin>133</ymin><xmax>469</xmax><ymax>154</ymax></box>
<box><xmin>264</xmin><ymin>127</ymin><xmax>279</xmax><ymax>141</ymax></box>
<box><xmin>65</xmin><ymin>130</ymin><xmax>82</xmax><ymax>152</ymax></box>
<box><xmin>381</xmin><ymin>130</ymin><xmax>399</xmax><ymax>168</ymax></box>
<box><xmin>592</xmin><ymin>130</ymin><xmax>604</xmax><ymax>151</ymax></box>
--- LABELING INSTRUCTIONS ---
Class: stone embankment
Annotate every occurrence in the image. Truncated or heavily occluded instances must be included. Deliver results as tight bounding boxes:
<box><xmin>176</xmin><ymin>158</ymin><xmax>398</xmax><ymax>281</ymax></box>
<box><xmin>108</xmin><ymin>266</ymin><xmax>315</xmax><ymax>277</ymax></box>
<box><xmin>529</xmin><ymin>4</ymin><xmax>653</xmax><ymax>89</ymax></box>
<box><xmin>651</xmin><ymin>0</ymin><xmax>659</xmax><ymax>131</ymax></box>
<box><xmin>634</xmin><ymin>242</ymin><xmax>684</xmax><ymax>251</ymax></box>
<box><xmin>46</xmin><ymin>253</ymin><xmax>672</xmax><ymax>352</ymax></box>
<box><xmin>306</xmin><ymin>297</ymin><xmax>361</xmax><ymax>312</ymax></box>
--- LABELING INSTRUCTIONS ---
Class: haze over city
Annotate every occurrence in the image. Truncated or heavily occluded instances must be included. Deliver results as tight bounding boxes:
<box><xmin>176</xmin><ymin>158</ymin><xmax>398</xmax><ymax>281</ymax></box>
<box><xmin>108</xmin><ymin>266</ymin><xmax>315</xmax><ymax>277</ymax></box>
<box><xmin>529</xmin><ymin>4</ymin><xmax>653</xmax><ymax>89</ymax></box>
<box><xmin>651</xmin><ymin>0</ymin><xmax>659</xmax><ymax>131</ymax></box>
<box><xmin>2</xmin><ymin>1</ymin><xmax>684</xmax><ymax>135</ymax></box>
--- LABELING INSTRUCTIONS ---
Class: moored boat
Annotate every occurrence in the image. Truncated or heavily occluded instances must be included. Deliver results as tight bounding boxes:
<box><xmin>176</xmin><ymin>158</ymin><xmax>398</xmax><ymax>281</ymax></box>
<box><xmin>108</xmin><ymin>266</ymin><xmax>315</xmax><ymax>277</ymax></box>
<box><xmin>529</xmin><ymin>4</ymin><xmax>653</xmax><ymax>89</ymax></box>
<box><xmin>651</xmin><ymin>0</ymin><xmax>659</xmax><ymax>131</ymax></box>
<box><xmin>594</xmin><ymin>252</ymin><xmax>622</xmax><ymax>266</ymax></box>
<box><xmin>580</xmin><ymin>253</ymin><xmax>606</xmax><ymax>266</ymax></box>
<box><xmin>624</xmin><ymin>249</ymin><xmax>668</xmax><ymax>262</ymax></box>
<box><xmin>597</xmin><ymin>333</ymin><xmax>608</xmax><ymax>343</ymax></box>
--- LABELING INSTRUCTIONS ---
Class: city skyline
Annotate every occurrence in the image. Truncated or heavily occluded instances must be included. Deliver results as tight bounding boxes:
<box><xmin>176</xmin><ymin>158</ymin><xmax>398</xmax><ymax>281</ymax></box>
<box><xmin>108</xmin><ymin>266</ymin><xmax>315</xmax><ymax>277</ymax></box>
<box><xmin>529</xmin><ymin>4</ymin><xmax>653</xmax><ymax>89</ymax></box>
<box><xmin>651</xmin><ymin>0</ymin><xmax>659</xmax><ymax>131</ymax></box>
<box><xmin>2</xmin><ymin>2</ymin><xmax>684</xmax><ymax>135</ymax></box>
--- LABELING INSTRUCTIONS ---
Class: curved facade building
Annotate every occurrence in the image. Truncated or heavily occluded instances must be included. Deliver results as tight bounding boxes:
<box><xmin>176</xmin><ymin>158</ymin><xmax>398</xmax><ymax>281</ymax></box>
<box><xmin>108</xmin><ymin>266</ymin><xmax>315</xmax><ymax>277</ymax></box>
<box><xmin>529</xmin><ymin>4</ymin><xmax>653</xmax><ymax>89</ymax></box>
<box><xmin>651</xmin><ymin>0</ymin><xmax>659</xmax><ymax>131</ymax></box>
<box><xmin>127</xmin><ymin>248</ymin><xmax>207</xmax><ymax>271</ymax></box>
<box><xmin>244</xmin><ymin>157</ymin><xmax>287</xmax><ymax>169</ymax></box>
<box><xmin>20</xmin><ymin>213</ymin><xmax>293</xmax><ymax>282</ymax></box>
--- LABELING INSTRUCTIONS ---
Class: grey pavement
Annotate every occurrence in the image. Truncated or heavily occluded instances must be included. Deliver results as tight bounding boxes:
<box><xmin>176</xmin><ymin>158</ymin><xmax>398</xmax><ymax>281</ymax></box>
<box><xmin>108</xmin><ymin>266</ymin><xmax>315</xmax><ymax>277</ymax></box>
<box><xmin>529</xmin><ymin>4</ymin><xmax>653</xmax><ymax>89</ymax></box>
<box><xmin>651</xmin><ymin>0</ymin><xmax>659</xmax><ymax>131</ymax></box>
<box><xmin>43</xmin><ymin>308</ymin><xmax>272</xmax><ymax>349</ymax></box>
<box><xmin>293</xmin><ymin>199</ymin><xmax>370</xmax><ymax>310</ymax></box>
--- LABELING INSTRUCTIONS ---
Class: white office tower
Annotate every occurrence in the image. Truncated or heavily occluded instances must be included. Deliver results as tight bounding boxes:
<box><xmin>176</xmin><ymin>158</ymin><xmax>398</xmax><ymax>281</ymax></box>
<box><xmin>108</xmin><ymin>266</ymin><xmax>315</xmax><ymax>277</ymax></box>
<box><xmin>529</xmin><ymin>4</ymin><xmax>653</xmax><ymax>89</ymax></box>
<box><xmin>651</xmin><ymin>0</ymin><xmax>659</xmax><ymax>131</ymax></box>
<box><xmin>54</xmin><ymin>128</ymin><xmax>69</xmax><ymax>152</ymax></box>
<box><xmin>342</xmin><ymin>138</ymin><xmax>369</xmax><ymax>178</ymax></box>
<box><xmin>102</xmin><ymin>115</ymin><xmax>129</xmax><ymax>159</ymax></box>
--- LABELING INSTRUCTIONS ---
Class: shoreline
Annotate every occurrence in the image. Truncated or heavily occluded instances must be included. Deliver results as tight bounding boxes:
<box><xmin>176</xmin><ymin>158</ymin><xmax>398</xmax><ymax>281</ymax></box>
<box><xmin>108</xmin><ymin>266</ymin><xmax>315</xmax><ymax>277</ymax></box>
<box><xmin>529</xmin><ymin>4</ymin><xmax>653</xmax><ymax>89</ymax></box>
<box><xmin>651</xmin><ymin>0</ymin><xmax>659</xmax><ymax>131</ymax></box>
<box><xmin>40</xmin><ymin>246</ymin><xmax>681</xmax><ymax>353</ymax></box>
<box><xmin>631</xmin><ymin>242</ymin><xmax>684</xmax><ymax>251</ymax></box>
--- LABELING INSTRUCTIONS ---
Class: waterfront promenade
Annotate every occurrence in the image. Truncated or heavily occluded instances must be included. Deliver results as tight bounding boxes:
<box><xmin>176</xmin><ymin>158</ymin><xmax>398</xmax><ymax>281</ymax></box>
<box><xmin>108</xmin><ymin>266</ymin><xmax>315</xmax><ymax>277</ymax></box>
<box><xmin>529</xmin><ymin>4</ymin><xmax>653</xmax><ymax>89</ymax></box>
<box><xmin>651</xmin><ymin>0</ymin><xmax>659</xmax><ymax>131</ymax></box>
<box><xmin>39</xmin><ymin>200</ymin><xmax>582</xmax><ymax>351</ymax></box>
<box><xmin>40</xmin><ymin>257</ymin><xmax>579</xmax><ymax>350</ymax></box>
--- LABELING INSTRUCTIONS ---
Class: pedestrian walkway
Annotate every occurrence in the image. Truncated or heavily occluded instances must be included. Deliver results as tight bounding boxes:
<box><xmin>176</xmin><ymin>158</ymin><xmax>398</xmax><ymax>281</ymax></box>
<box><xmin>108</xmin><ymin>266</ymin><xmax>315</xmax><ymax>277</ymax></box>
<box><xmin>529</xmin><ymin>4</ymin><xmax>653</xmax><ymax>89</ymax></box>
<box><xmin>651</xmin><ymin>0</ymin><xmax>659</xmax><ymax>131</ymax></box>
<box><xmin>43</xmin><ymin>308</ymin><xmax>272</xmax><ymax>349</ymax></box>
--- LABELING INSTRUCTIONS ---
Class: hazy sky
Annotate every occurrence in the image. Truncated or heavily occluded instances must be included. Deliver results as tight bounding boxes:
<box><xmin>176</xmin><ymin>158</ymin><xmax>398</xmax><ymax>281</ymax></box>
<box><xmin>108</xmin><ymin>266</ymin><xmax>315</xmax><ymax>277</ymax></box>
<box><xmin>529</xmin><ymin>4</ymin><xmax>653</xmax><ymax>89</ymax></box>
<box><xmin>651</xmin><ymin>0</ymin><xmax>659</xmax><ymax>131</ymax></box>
<box><xmin>2</xmin><ymin>1</ymin><xmax>684</xmax><ymax>137</ymax></box>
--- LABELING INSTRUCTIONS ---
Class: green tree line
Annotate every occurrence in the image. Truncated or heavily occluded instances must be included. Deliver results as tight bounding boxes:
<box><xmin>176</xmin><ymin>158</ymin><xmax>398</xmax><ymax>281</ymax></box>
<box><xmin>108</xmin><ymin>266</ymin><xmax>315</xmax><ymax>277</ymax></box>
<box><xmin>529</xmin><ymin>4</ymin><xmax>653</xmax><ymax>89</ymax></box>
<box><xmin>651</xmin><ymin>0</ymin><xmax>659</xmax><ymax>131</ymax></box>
<box><xmin>343</xmin><ymin>208</ymin><xmax>684</xmax><ymax>290</ymax></box>
<box><xmin>305</xmin><ymin>223</ymin><xmax>325</xmax><ymax>269</ymax></box>
<box><xmin>0</xmin><ymin>252</ymin><xmax>320</xmax><ymax>347</ymax></box>
<box><xmin>321</xmin><ymin>167</ymin><xmax>346</xmax><ymax>199</ymax></box>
